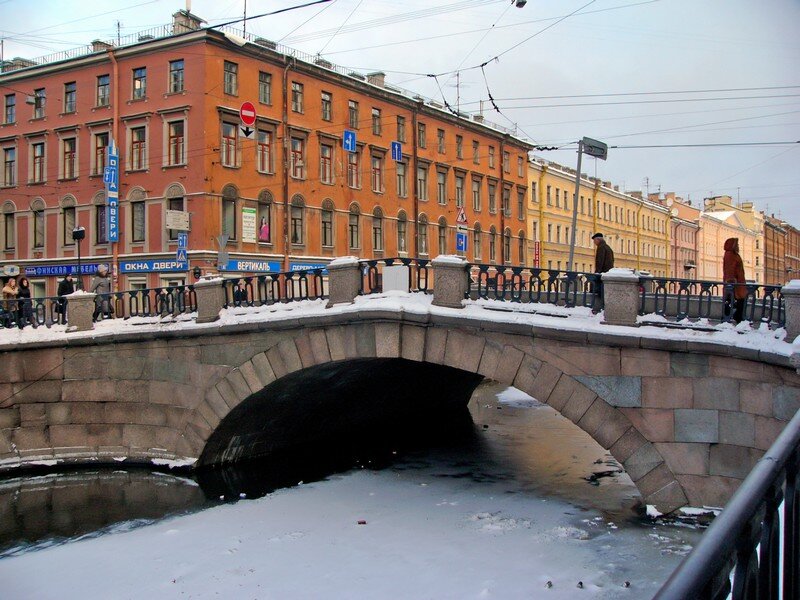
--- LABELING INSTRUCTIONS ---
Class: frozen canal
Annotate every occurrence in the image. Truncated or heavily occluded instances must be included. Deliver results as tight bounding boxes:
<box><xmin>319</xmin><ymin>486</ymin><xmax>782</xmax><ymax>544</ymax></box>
<box><xmin>0</xmin><ymin>382</ymin><xmax>704</xmax><ymax>599</ymax></box>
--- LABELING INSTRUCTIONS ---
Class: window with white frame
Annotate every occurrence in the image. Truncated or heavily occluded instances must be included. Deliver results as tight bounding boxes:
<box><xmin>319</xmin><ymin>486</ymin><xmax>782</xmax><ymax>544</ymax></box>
<box><xmin>221</xmin><ymin>122</ymin><xmax>237</xmax><ymax>167</ymax></box>
<box><xmin>257</xmin><ymin>129</ymin><xmax>273</xmax><ymax>173</ymax></box>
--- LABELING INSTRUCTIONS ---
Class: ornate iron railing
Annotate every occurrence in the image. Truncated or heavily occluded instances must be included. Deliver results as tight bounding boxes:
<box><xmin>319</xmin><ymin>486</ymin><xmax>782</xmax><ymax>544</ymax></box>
<box><xmin>221</xmin><ymin>270</ymin><xmax>326</xmax><ymax>308</ymax></box>
<box><xmin>639</xmin><ymin>276</ymin><xmax>784</xmax><ymax>326</ymax></box>
<box><xmin>359</xmin><ymin>257</ymin><xmax>431</xmax><ymax>294</ymax></box>
<box><xmin>655</xmin><ymin>406</ymin><xmax>800</xmax><ymax>600</ymax></box>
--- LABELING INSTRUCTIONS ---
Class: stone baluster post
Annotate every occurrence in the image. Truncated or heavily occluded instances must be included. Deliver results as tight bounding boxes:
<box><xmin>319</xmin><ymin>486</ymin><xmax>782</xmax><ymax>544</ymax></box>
<box><xmin>431</xmin><ymin>255</ymin><xmax>469</xmax><ymax>309</ymax></box>
<box><xmin>194</xmin><ymin>277</ymin><xmax>226</xmax><ymax>324</ymax></box>
<box><xmin>601</xmin><ymin>268</ymin><xmax>641</xmax><ymax>327</ymax></box>
<box><xmin>326</xmin><ymin>256</ymin><xmax>362</xmax><ymax>308</ymax></box>
<box><xmin>65</xmin><ymin>292</ymin><xmax>96</xmax><ymax>333</ymax></box>
<box><xmin>781</xmin><ymin>280</ymin><xmax>800</xmax><ymax>342</ymax></box>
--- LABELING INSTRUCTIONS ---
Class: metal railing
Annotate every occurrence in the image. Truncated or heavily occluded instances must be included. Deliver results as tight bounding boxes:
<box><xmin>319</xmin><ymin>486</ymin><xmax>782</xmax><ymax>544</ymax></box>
<box><xmin>359</xmin><ymin>257</ymin><xmax>431</xmax><ymax>294</ymax></box>
<box><xmin>639</xmin><ymin>276</ymin><xmax>784</xmax><ymax>327</ymax></box>
<box><xmin>221</xmin><ymin>270</ymin><xmax>327</xmax><ymax>308</ymax></box>
<box><xmin>467</xmin><ymin>264</ymin><xmax>602</xmax><ymax>310</ymax></box>
<box><xmin>654</xmin><ymin>406</ymin><xmax>800</xmax><ymax>600</ymax></box>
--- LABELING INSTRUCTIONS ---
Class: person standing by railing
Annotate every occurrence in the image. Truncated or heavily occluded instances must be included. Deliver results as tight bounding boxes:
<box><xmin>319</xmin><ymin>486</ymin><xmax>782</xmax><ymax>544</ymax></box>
<box><xmin>723</xmin><ymin>237</ymin><xmax>747</xmax><ymax>323</ymax></box>
<box><xmin>2</xmin><ymin>277</ymin><xmax>19</xmax><ymax>327</ymax></box>
<box><xmin>90</xmin><ymin>265</ymin><xmax>113</xmax><ymax>321</ymax></box>
<box><xmin>592</xmin><ymin>233</ymin><xmax>615</xmax><ymax>311</ymax></box>
<box><xmin>16</xmin><ymin>276</ymin><xmax>35</xmax><ymax>329</ymax></box>
<box><xmin>56</xmin><ymin>274</ymin><xmax>74</xmax><ymax>325</ymax></box>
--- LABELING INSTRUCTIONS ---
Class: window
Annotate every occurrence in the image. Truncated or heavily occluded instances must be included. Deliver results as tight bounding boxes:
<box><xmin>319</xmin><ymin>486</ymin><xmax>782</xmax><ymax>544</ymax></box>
<box><xmin>96</xmin><ymin>203</ymin><xmax>108</xmax><ymax>244</ymax></box>
<box><xmin>259</xmin><ymin>72</ymin><xmax>272</xmax><ymax>104</ymax></box>
<box><xmin>489</xmin><ymin>226</ymin><xmax>496</xmax><ymax>262</ymax></box>
<box><xmin>168</xmin><ymin>121</ymin><xmax>185</xmax><ymax>166</ymax></box>
<box><xmin>222</xmin><ymin>186</ymin><xmax>237</xmax><ymax>240</ymax></box>
<box><xmin>488</xmin><ymin>182</ymin><xmax>496</xmax><ymax>213</ymax></box>
<box><xmin>257</xmin><ymin>129</ymin><xmax>273</xmax><ymax>173</ymax></box>
<box><xmin>3</xmin><ymin>148</ymin><xmax>16</xmax><ymax>187</ymax></box>
<box><xmin>546</xmin><ymin>185</ymin><xmax>552</xmax><ymax>206</ymax></box>
<box><xmin>372</xmin><ymin>108</ymin><xmax>381</xmax><ymax>135</ymax></box>
<box><xmin>32</xmin><ymin>200</ymin><xmax>44</xmax><ymax>248</ymax></box>
<box><xmin>503</xmin><ymin>151</ymin><xmax>510</xmax><ymax>173</ymax></box>
<box><xmin>532</xmin><ymin>182</ymin><xmax>538</xmax><ymax>203</ymax></box>
<box><xmin>397</xmin><ymin>211</ymin><xmax>408</xmax><ymax>253</ymax></box>
<box><xmin>396</xmin><ymin>162</ymin><xmax>407</xmax><ymax>197</ymax></box>
<box><xmin>258</xmin><ymin>191</ymin><xmax>272</xmax><ymax>243</ymax></box>
<box><xmin>321</xmin><ymin>199</ymin><xmax>334</xmax><ymax>247</ymax></box>
<box><xmin>371</xmin><ymin>155</ymin><xmax>384</xmax><ymax>192</ymax></box>
<box><xmin>455</xmin><ymin>174</ymin><xmax>465</xmax><ymax>208</ymax></box>
<box><xmin>397</xmin><ymin>116</ymin><xmax>406</xmax><ymax>142</ymax></box>
<box><xmin>556</xmin><ymin>225</ymin><xmax>561</xmax><ymax>244</ymax></box>
<box><xmin>348</xmin><ymin>204</ymin><xmax>360</xmax><ymax>249</ymax></box>
<box><xmin>348</xmin><ymin>100</ymin><xmax>359</xmax><ymax>128</ymax></box>
<box><xmin>94</xmin><ymin>132</ymin><xmax>108</xmax><ymax>175</ymax></box>
<box><xmin>130</xmin><ymin>126</ymin><xmax>147</xmax><ymax>170</ymax></box>
<box><xmin>62</xmin><ymin>200</ymin><xmax>75</xmax><ymax>245</ymax></box>
<box><xmin>4</xmin><ymin>94</ymin><xmax>15</xmax><ymax>124</ymax></box>
<box><xmin>33</xmin><ymin>88</ymin><xmax>46</xmax><ymax>118</ymax></box>
<box><xmin>132</xmin><ymin>200</ymin><xmax>145</xmax><ymax>242</ymax></box>
<box><xmin>517</xmin><ymin>188</ymin><xmax>525</xmax><ymax>219</ymax></box>
<box><xmin>417</xmin><ymin>165</ymin><xmax>428</xmax><ymax>201</ymax></box>
<box><xmin>321</xmin><ymin>91</ymin><xmax>332</xmax><ymax>121</ymax></box>
<box><xmin>437</xmin><ymin>171</ymin><xmax>447</xmax><ymax>205</ymax></box>
<box><xmin>518</xmin><ymin>231</ymin><xmax>525</xmax><ymax>264</ymax></box>
<box><xmin>223</xmin><ymin>61</ymin><xmax>238</xmax><ymax>95</ymax></box>
<box><xmin>437</xmin><ymin>129</ymin><xmax>445</xmax><ymax>154</ymax></box>
<box><xmin>167</xmin><ymin>188</ymin><xmax>184</xmax><ymax>241</ymax></box>
<box><xmin>169</xmin><ymin>60</ymin><xmax>184</xmax><ymax>93</ymax></box>
<box><xmin>290</xmin><ymin>136</ymin><xmax>305</xmax><ymax>179</ymax></box>
<box><xmin>488</xmin><ymin>146</ymin><xmax>495</xmax><ymax>168</ymax></box>
<box><xmin>64</xmin><ymin>82</ymin><xmax>76</xmax><ymax>113</ymax></box>
<box><xmin>221</xmin><ymin>122</ymin><xmax>237</xmax><ymax>167</ymax></box>
<box><xmin>31</xmin><ymin>142</ymin><xmax>45</xmax><ymax>183</ymax></box>
<box><xmin>503</xmin><ymin>228</ymin><xmax>511</xmax><ymax>264</ymax></box>
<box><xmin>291</xmin><ymin>82</ymin><xmax>304</xmax><ymax>113</ymax></box>
<box><xmin>517</xmin><ymin>156</ymin><xmax>524</xmax><ymax>177</ymax></box>
<box><xmin>347</xmin><ymin>150</ymin><xmax>360</xmax><ymax>188</ymax></box>
<box><xmin>555</xmin><ymin>189</ymin><xmax>560</xmax><ymax>208</ymax></box>
<box><xmin>372</xmin><ymin>207</ymin><xmax>384</xmax><ymax>251</ymax></box>
<box><xmin>62</xmin><ymin>137</ymin><xmax>76</xmax><ymax>179</ymax></box>
<box><xmin>96</xmin><ymin>75</ymin><xmax>110</xmax><ymax>107</ymax></box>
<box><xmin>438</xmin><ymin>218</ymin><xmax>447</xmax><ymax>254</ymax></box>
<box><xmin>320</xmin><ymin>142</ymin><xmax>333</xmax><ymax>184</ymax></box>
<box><xmin>473</xmin><ymin>224</ymin><xmax>482</xmax><ymax>260</ymax></box>
<box><xmin>473</xmin><ymin>140</ymin><xmax>479</xmax><ymax>164</ymax></box>
<box><xmin>4</xmin><ymin>204</ymin><xmax>15</xmax><ymax>249</ymax></box>
<box><xmin>472</xmin><ymin>179</ymin><xmax>481</xmax><ymax>211</ymax></box>
<box><xmin>417</xmin><ymin>122</ymin><xmax>426</xmax><ymax>148</ymax></box>
<box><xmin>503</xmin><ymin>186</ymin><xmax>511</xmax><ymax>216</ymax></box>
<box><xmin>419</xmin><ymin>215</ymin><xmax>429</xmax><ymax>254</ymax></box>
<box><xmin>456</xmin><ymin>135</ymin><xmax>463</xmax><ymax>159</ymax></box>
<box><xmin>132</xmin><ymin>68</ymin><xmax>147</xmax><ymax>100</ymax></box>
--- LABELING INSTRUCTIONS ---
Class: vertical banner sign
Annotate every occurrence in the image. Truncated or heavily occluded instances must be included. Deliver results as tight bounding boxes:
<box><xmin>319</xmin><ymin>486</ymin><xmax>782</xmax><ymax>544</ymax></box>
<box><xmin>105</xmin><ymin>141</ymin><xmax>119</xmax><ymax>242</ymax></box>
<box><xmin>241</xmin><ymin>206</ymin><xmax>257</xmax><ymax>243</ymax></box>
<box><xmin>176</xmin><ymin>232</ymin><xmax>188</xmax><ymax>266</ymax></box>
<box><xmin>533</xmin><ymin>241</ymin><xmax>541</xmax><ymax>267</ymax></box>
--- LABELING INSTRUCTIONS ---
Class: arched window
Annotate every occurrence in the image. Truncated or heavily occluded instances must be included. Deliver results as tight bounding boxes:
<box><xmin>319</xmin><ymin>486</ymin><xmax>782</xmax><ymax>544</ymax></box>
<box><xmin>128</xmin><ymin>187</ymin><xmax>146</xmax><ymax>243</ymax></box>
<box><xmin>372</xmin><ymin>206</ymin><xmax>383</xmax><ymax>251</ymax></box>
<box><xmin>348</xmin><ymin>203</ymin><xmax>360</xmax><ymax>250</ymax></box>
<box><xmin>489</xmin><ymin>225</ymin><xmax>497</xmax><ymax>263</ymax></box>
<box><xmin>31</xmin><ymin>198</ymin><xmax>45</xmax><ymax>248</ymax></box>
<box><xmin>503</xmin><ymin>227</ymin><xmax>511</xmax><ymax>264</ymax></box>
<box><xmin>258</xmin><ymin>190</ymin><xmax>273</xmax><ymax>243</ymax></box>
<box><xmin>290</xmin><ymin>194</ymin><xmax>305</xmax><ymax>245</ymax></box>
<box><xmin>419</xmin><ymin>214</ymin><xmax>429</xmax><ymax>255</ymax></box>
<box><xmin>222</xmin><ymin>184</ymin><xmax>238</xmax><ymax>240</ymax></box>
<box><xmin>93</xmin><ymin>190</ymin><xmax>108</xmax><ymax>244</ymax></box>
<box><xmin>473</xmin><ymin>223</ymin><xmax>482</xmax><ymax>261</ymax></box>
<box><xmin>438</xmin><ymin>216</ymin><xmax>447</xmax><ymax>255</ymax></box>
<box><xmin>3</xmin><ymin>201</ymin><xmax>16</xmax><ymax>250</ymax></box>
<box><xmin>321</xmin><ymin>198</ymin><xmax>334</xmax><ymax>248</ymax></box>
<box><xmin>166</xmin><ymin>183</ymin><xmax>186</xmax><ymax>241</ymax></box>
<box><xmin>518</xmin><ymin>230</ymin><xmax>526</xmax><ymax>265</ymax></box>
<box><xmin>397</xmin><ymin>210</ymin><xmax>408</xmax><ymax>254</ymax></box>
<box><xmin>61</xmin><ymin>195</ymin><xmax>76</xmax><ymax>246</ymax></box>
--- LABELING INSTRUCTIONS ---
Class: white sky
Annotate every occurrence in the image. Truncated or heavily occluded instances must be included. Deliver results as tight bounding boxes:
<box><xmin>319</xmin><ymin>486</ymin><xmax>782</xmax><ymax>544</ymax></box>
<box><xmin>2</xmin><ymin>0</ymin><xmax>799</xmax><ymax>220</ymax></box>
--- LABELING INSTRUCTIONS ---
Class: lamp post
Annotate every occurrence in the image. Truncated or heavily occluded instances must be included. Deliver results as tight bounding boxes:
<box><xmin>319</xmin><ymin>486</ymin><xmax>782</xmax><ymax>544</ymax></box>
<box><xmin>567</xmin><ymin>137</ymin><xmax>608</xmax><ymax>272</ymax></box>
<box><xmin>72</xmin><ymin>226</ymin><xmax>86</xmax><ymax>290</ymax></box>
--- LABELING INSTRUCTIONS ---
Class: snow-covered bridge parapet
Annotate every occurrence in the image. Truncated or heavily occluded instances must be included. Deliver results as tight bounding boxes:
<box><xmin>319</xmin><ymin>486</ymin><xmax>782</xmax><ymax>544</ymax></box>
<box><xmin>1</xmin><ymin>273</ymin><xmax>799</xmax><ymax>514</ymax></box>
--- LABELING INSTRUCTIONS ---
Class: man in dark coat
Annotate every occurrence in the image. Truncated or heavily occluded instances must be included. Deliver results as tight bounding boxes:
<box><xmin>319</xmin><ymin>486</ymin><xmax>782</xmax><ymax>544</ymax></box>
<box><xmin>592</xmin><ymin>233</ymin><xmax>615</xmax><ymax>311</ymax></box>
<box><xmin>56</xmin><ymin>274</ymin><xmax>74</xmax><ymax>325</ymax></box>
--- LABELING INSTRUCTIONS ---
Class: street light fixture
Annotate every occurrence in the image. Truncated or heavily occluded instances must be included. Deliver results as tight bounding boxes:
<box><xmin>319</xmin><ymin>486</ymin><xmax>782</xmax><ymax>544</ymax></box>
<box><xmin>71</xmin><ymin>226</ymin><xmax>86</xmax><ymax>289</ymax></box>
<box><xmin>567</xmin><ymin>137</ymin><xmax>608</xmax><ymax>272</ymax></box>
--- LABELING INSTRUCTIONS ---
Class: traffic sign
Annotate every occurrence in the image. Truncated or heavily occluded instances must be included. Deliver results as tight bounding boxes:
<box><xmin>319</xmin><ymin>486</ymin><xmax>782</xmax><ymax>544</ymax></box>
<box><xmin>343</xmin><ymin>129</ymin><xmax>357</xmax><ymax>153</ymax></box>
<box><xmin>239</xmin><ymin>101</ymin><xmax>256</xmax><ymax>127</ymax></box>
<box><xmin>176</xmin><ymin>248</ymin><xmax>188</xmax><ymax>263</ymax></box>
<box><xmin>456</xmin><ymin>232</ymin><xmax>467</xmax><ymax>253</ymax></box>
<box><xmin>581</xmin><ymin>136</ymin><xmax>608</xmax><ymax>161</ymax></box>
<box><xmin>177</xmin><ymin>232</ymin><xmax>188</xmax><ymax>249</ymax></box>
<box><xmin>390</xmin><ymin>141</ymin><xmax>402</xmax><ymax>162</ymax></box>
<box><xmin>456</xmin><ymin>207</ymin><xmax>467</xmax><ymax>225</ymax></box>
<box><xmin>103</xmin><ymin>166</ymin><xmax>115</xmax><ymax>184</ymax></box>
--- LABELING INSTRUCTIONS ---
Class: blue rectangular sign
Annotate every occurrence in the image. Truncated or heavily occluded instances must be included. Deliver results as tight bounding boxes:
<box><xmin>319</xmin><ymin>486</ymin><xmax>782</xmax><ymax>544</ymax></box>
<box><xmin>456</xmin><ymin>232</ymin><xmax>468</xmax><ymax>253</ymax></box>
<box><xmin>177</xmin><ymin>232</ymin><xmax>188</xmax><ymax>249</ymax></box>
<box><xmin>24</xmin><ymin>263</ymin><xmax>100</xmax><ymax>277</ymax></box>
<box><xmin>119</xmin><ymin>259</ymin><xmax>188</xmax><ymax>274</ymax></box>
<box><xmin>106</xmin><ymin>143</ymin><xmax>119</xmax><ymax>243</ymax></box>
<box><xmin>391</xmin><ymin>141</ymin><xmax>402</xmax><ymax>162</ymax></box>
<box><xmin>290</xmin><ymin>262</ymin><xmax>328</xmax><ymax>274</ymax></box>
<box><xmin>343</xmin><ymin>129</ymin><xmax>357</xmax><ymax>153</ymax></box>
<box><xmin>219</xmin><ymin>259</ymin><xmax>282</xmax><ymax>273</ymax></box>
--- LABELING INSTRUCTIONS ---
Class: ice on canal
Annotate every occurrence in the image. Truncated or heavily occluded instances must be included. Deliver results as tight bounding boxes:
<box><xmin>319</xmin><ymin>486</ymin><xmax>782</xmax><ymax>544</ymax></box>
<box><xmin>0</xmin><ymin>383</ymin><xmax>704</xmax><ymax>599</ymax></box>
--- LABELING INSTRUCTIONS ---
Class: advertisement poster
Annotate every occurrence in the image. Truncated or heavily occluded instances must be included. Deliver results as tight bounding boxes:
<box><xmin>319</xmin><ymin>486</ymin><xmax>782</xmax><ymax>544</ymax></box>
<box><xmin>242</xmin><ymin>207</ymin><xmax>257</xmax><ymax>243</ymax></box>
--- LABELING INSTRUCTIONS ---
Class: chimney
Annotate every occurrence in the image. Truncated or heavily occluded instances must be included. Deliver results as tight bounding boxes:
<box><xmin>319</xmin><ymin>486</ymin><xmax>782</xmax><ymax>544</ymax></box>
<box><xmin>255</xmin><ymin>38</ymin><xmax>277</xmax><ymax>50</ymax></box>
<box><xmin>314</xmin><ymin>57</ymin><xmax>333</xmax><ymax>69</ymax></box>
<box><xmin>349</xmin><ymin>72</ymin><xmax>366</xmax><ymax>81</ymax></box>
<box><xmin>367</xmin><ymin>71</ymin><xmax>386</xmax><ymax>87</ymax></box>
<box><xmin>602</xmin><ymin>180</ymin><xmax>612</xmax><ymax>188</ymax></box>
<box><xmin>172</xmin><ymin>10</ymin><xmax>206</xmax><ymax>35</ymax></box>
<box><xmin>613</xmin><ymin>185</ymin><xmax>619</xmax><ymax>192</ymax></box>
<box><xmin>1</xmin><ymin>56</ymin><xmax>37</xmax><ymax>72</ymax></box>
<box><xmin>630</xmin><ymin>191</ymin><xmax>643</xmax><ymax>200</ymax></box>
<box><xmin>92</xmin><ymin>40</ymin><xmax>114</xmax><ymax>52</ymax></box>
<box><xmin>472</xmin><ymin>114</ymin><xmax>485</xmax><ymax>123</ymax></box>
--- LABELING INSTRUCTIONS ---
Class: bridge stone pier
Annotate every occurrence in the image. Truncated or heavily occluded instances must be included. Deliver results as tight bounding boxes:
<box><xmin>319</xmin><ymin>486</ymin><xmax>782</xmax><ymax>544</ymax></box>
<box><xmin>2</xmin><ymin>303</ymin><xmax>799</xmax><ymax>514</ymax></box>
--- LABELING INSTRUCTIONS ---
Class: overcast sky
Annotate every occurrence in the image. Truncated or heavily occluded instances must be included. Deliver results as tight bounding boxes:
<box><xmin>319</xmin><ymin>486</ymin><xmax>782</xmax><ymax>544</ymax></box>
<box><xmin>2</xmin><ymin>0</ymin><xmax>799</xmax><ymax>221</ymax></box>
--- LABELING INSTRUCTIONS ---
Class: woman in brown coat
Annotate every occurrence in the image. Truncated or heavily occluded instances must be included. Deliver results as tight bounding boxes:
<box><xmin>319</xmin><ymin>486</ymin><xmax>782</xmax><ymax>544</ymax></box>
<box><xmin>722</xmin><ymin>237</ymin><xmax>747</xmax><ymax>323</ymax></box>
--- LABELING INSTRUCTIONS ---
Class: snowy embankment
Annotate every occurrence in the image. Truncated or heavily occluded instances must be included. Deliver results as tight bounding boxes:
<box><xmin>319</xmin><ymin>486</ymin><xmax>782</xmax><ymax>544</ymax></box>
<box><xmin>0</xmin><ymin>291</ymin><xmax>794</xmax><ymax>360</ymax></box>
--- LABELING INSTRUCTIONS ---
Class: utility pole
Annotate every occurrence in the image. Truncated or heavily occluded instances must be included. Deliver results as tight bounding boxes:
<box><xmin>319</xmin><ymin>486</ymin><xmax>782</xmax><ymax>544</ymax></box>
<box><xmin>568</xmin><ymin>137</ymin><xmax>608</xmax><ymax>271</ymax></box>
<box><xmin>243</xmin><ymin>0</ymin><xmax>247</xmax><ymax>35</ymax></box>
<box><xmin>116</xmin><ymin>21</ymin><xmax>121</xmax><ymax>45</ymax></box>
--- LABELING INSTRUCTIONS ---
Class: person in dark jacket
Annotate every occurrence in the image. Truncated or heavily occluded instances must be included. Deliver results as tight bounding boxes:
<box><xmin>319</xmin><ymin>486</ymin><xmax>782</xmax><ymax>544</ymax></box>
<box><xmin>90</xmin><ymin>264</ymin><xmax>113</xmax><ymax>321</ymax></box>
<box><xmin>56</xmin><ymin>274</ymin><xmax>75</xmax><ymax>324</ymax></box>
<box><xmin>16</xmin><ymin>276</ymin><xmax>35</xmax><ymax>329</ymax></box>
<box><xmin>233</xmin><ymin>280</ymin><xmax>249</xmax><ymax>306</ymax></box>
<box><xmin>592</xmin><ymin>233</ymin><xmax>615</xmax><ymax>311</ymax></box>
<box><xmin>723</xmin><ymin>237</ymin><xmax>747</xmax><ymax>323</ymax></box>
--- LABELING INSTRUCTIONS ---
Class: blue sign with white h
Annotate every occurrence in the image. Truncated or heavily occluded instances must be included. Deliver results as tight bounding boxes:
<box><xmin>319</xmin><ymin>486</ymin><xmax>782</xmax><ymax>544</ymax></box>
<box><xmin>391</xmin><ymin>141</ymin><xmax>402</xmax><ymax>162</ymax></box>
<box><xmin>343</xmin><ymin>129</ymin><xmax>357</xmax><ymax>153</ymax></box>
<box><xmin>177</xmin><ymin>232</ymin><xmax>188</xmax><ymax>249</ymax></box>
<box><xmin>106</xmin><ymin>142</ymin><xmax>119</xmax><ymax>243</ymax></box>
<box><xmin>456</xmin><ymin>232</ymin><xmax>468</xmax><ymax>253</ymax></box>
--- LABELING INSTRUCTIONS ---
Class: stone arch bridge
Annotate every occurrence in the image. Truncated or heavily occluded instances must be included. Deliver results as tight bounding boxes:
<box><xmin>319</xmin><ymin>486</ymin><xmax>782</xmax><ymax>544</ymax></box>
<box><xmin>1</xmin><ymin>310</ymin><xmax>798</xmax><ymax>514</ymax></box>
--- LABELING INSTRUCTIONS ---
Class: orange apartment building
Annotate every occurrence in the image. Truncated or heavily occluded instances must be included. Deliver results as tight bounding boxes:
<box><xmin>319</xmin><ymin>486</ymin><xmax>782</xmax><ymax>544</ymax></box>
<box><xmin>0</xmin><ymin>10</ymin><xmax>532</xmax><ymax>295</ymax></box>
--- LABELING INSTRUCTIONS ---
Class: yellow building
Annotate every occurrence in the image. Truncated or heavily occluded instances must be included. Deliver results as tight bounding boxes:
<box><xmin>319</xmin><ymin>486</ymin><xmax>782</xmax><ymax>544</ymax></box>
<box><xmin>527</xmin><ymin>159</ymin><xmax>670</xmax><ymax>276</ymax></box>
<box><xmin>698</xmin><ymin>196</ymin><xmax>763</xmax><ymax>282</ymax></box>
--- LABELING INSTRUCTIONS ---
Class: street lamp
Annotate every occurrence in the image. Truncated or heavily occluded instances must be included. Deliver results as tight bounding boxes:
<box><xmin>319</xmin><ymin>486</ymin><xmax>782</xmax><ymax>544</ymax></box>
<box><xmin>72</xmin><ymin>226</ymin><xmax>86</xmax><ymax>289</ymax></box>
<box><xmin>567</xmin><ymin>137</ymin><xmax>608</xmax><ymax>272</ymax></box>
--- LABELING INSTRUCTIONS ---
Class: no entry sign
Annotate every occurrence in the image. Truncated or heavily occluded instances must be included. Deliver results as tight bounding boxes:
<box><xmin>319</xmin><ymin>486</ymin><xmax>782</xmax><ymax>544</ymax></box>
<box><xmin>239</xmin><ymin>101</ymin><xmax>256</xmax><ymax>126</ymax></box>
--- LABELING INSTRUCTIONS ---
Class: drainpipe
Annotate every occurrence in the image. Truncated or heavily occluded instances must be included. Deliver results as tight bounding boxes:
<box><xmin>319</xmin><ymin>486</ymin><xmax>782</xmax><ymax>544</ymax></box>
<box><xmin>537</xmin><ymin>164</ymin><xmax>546</xmax><ymax>268</ymax></box>
<box><xmin>412</xmin><ymin>101</ymin><xmax>421</xmax><ymax>258</ymax></box>
<box><xmin>499</xmin><ymin>136</ymin><xmax>506</xmax><ymax>264</ymax></box>
<box><xmin>107</xmin><ymin>48</ymin><xmax>120</xmax><ymax>291</ymax></box>
<box><xmin>281</xmin><ymin>58</ymin><xmax>293</xmax><ymax>273</ymax></box>
<box><xmin>635</xmin><ymin>203</ymin><xmax>642</xmax><ymax>272</ymax></box>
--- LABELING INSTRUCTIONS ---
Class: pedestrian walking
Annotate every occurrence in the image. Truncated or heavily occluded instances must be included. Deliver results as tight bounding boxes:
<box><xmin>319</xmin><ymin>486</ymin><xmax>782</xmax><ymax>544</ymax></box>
<box><xmin>1</xmin><ymin>277</ymin><xmax>18</xmax><ymax>327</ymax></box>
<box><xmin>592</xmin><ymin>232</ymin><xmax>615</xmax><ymax>311</ymax></box>
<box><xmin>16</xmin><ymin>276</ymin><xmax>35</xmax><ymax>329</ymax></box>
<box><xmin>56</xmin><ymin>273</ymin><xmax>75</xmax><ymax>324</ymax></box>
<box><xmin>90</xmin><ymin>264</ymin><xmax>113</xmax><ymax>321</ymax></box>
<box><xmin>233</xmin><ymin>279</ymin><xmax>248</xmax><ymax>306</ymax></box>
<box><xmin>723</xmin><ymin>237</ymin><xmax>747</xmax><ymax>323</ymax></box>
